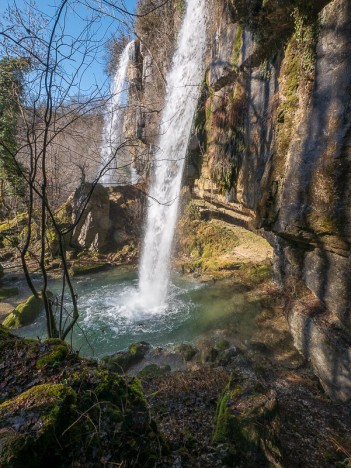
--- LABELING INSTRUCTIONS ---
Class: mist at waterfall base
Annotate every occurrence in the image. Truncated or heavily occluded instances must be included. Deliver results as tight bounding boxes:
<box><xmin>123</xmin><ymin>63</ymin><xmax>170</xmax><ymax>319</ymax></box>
<box><xmin>16</xmin><ymin>269</ymin><xmax>261</xmax><ymax>358</ymax></box>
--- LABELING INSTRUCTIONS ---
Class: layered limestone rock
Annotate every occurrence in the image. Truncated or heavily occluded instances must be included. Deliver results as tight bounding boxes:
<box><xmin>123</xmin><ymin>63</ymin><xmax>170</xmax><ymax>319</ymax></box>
<box><xmin>130</xmin><ymin>0</ymin><xmax>351</xmax><ymax>401</ymax></box>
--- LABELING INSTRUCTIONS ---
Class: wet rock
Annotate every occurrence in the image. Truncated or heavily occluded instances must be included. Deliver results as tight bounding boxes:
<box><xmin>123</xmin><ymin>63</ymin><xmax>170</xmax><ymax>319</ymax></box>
<box><xmin>100</xmin><ymin>341</ymin><xmax>151</xmax><ymax>374</ymax></box>
<box><xmin>174</xmin><ymin>343</ymin><xmax>198</xmax><ymax>362</ymax></box>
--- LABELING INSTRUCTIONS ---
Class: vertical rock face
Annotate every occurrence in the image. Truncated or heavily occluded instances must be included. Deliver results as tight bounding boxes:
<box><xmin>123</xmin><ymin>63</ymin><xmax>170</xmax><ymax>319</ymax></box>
<box><xmin>270</xmin><ymin>0</ymin><xmax>351</xmax><ymax>328</ymax></box>
<box><xmin>130</xmin><ymin>0</ymin><xmax>351</xmax><ymax>400</ymax></box>
<box><xmin>71</xmin><ymin>183</ymin><xmax>111</xmax><ymax>252</ymax></box>
<box><xmin>71</xmin><ymin>183</ymin><xmax>145</xmax><ymax>253</ymax></box>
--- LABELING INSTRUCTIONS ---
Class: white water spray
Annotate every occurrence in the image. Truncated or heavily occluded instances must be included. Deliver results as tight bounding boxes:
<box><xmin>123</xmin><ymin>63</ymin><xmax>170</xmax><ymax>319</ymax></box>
<box><xmin>138</xmin><ymin>0</ymin><xmax>207</xmax><ymax>308</ymax></box>
<box><xmin>100</xmin><ymin>41</ymin><xmax>135</xmax><ymax>185</ymax></box>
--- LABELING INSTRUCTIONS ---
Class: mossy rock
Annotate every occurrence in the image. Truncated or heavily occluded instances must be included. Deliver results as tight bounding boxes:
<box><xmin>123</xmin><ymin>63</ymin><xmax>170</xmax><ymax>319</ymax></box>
<box><xmin>215</xmin><ymin>339</ymin><xmax>230</xmax><ymax>352</ymax></box>
<box><xmin>66</xmin><ymin>368</ymin><xmax>161</xmax><ymax>464</ymax></box>
<box><xmin>69</xmin><ymin>367</ymin><xmax>147</xmax><ymax>410</ymax></box>
<box><xmin>36</xmin><ymin>340</ymin><xmax>69</xmax><ymax>369</ymax></box>
<box><xmin>100</xmin><ymin>341</ymin><xmax>151</xmax><ymax>374</ymax></box>
<box><xmin>138</xmin><ymin>364</ymin><xmax>171</xmax><ymax>379</ymax></box>
<box><xmin>213</xmin><ymin>375</ymin><xmax>282</xmax><ymax>466</ymax></box>
<box><xmin>0</xmin><ymin>383</ymin><xmax>76</xmax><ymax>468</ymax></box>
<box><xmin>2</xmin><ymin>292</ymin><xmax>52</xmax><ymax>329</ymax></box>
<box><xmin>0</xmin><ymin>334</ymin><xmax>162</xmax><ymax>466</ymax></box>
<box><xmin>0</xmin><ymin>212</ymin><xmax>27</xmax><ymax>235</ymax></box>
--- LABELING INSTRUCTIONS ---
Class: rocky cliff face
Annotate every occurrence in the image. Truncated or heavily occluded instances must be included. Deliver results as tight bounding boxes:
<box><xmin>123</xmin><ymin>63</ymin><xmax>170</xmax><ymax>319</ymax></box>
<box><xmin>126</xmin><ymin>0</ymin><xmax>351</xmax><ymax>401</ymax></box>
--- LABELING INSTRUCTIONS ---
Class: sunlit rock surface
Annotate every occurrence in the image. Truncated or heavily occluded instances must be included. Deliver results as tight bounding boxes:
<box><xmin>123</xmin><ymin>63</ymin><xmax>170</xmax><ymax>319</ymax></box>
<box><xmin>129</xmin><ymin>0</ymin><xmax>351</xmax><ymax>400</ymax></box>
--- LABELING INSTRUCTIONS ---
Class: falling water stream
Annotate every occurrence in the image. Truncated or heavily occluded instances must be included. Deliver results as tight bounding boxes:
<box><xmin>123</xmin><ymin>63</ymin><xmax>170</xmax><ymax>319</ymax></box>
<box><xmin>138</xmin><ymin>0</ymin><xmax>208</xmax><ymax>308</ymax></box>
<box><xmin>14</xmin><ymin>0</ymin><xmax>262</xmax><ymax>357</ymax></box>
<box><xmin>100</xmin><ymin>41</ymin><xmax>135</xmax><ymax>185</ymax></box>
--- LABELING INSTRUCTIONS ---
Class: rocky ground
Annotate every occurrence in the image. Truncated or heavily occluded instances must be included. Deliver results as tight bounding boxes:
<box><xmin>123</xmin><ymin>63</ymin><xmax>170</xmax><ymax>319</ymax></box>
<box><xmin>98</xmin><ymin>278</ymin><xmax>351</xmax><ymax>467</ymax></box>
<box><xmin>146</xmin><ymin>300</ymin><xmax>350</xmax><ymax>467</ymax></box>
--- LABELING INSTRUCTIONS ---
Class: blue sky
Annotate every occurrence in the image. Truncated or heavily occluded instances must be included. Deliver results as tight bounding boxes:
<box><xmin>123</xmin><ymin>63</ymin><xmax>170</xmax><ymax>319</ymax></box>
<box><xmin>0</xmin><ymin>0</ymin><xmax>138</xmax><ymax>95</ymax></box>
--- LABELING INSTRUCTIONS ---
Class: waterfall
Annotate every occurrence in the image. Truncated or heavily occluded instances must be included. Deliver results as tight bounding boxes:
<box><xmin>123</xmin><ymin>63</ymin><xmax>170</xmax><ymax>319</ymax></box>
<box><xmin>138</xmin><ymin>0</ymin><xmax>207</xmax><ymax>308</ymax></box>
<box><xmin>100</xmin><ymin>40</ymin><xmax>135</xmax><ymax>186</ymax></box>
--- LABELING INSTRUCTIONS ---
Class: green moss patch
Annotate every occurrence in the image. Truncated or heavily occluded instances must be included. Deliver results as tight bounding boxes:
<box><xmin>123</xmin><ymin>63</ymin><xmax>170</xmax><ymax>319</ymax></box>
<box><xmin>36</xmin><ymin>341</ymin><xmax>69</xmax><ymax>369</ymax></box>
<box><xmin>178</xmin><ymin>219</ymin><xmax>240</xmax><ymax>260</ymax></box>
<box><xmin>239</xmin><ymin>262</ymin><xmax>272</xmax><ymax>284</ymax></box>
<box><xmin>232</xmin><ymin>25</ymin><xmax>243</xmax><ymax>67</ymax></box>
<box><xmin>0</xmin><ymin>212</ymin><xmax>27</xmax><ymax>234</ymax></box>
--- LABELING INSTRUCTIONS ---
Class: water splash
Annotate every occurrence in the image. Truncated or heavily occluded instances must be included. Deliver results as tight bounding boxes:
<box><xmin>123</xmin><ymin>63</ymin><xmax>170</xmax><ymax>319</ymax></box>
<box><xmin>138</xmin><ymin>0</ymin><xmax>208</xmax><ymax>307</ymax></box>
<box><xmin>100</xmin><ymin>40</ymin><xmax>135</xmax><ymax>185</ymax></box>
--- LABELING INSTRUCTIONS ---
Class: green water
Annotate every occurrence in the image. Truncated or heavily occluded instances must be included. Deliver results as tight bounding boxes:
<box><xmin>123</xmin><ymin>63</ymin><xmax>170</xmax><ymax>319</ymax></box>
<box><xmin>17</xmin><ymin>268</ymin><xmax>261</xmax><ymax>358</ymax></box>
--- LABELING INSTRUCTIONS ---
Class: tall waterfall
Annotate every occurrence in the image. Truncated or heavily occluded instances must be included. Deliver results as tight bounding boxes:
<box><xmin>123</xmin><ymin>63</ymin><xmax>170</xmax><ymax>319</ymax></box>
<box><xmin>100</xmin><ymin>41</ymin><xmax>135</xmax><ymax>186</ymax></box>
<box><xmin>138</xmin><ymin>0</ymin><xmax>207</xmax><ymax>308</ymax></box>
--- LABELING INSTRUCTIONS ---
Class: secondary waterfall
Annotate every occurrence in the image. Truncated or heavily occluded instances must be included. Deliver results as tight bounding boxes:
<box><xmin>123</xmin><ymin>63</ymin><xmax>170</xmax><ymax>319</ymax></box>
<box><xmin>138</xmin><ymin>0</ymin><xmax>207</xmax><ymax>308</ymax></box>
<box><xmin>100</xmin><ymin>41</ymin><xmax>135</xmax><ymax>185</ymax></box>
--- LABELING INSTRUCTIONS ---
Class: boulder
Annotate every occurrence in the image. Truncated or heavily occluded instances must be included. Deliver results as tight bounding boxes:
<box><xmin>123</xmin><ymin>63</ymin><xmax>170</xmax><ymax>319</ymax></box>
<box><xmin>69</xmin><ymin>183</ymin><xmax>145</xmax><ymax>254</ymax></box>
<box><xmin>71</xmin><ymin>183</ymin><xmax>110</xmax><ymax>252</ymax></box>
<box><xmin>2</xmin><ymin>293</ymin><xmax>52</xmax><ymax>329</ymax></box>
<box><xmin>100</xmin><ymin>342</ymin><xmax>151</xmax><ymax>374</ymax></box>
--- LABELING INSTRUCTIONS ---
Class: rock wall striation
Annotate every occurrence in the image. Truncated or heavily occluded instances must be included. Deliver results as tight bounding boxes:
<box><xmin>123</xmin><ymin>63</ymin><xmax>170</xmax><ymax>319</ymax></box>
<box><xmin>128</xmin><ymin>0</ymin><xmax>351</xmax><ymax>401</ymax></box>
